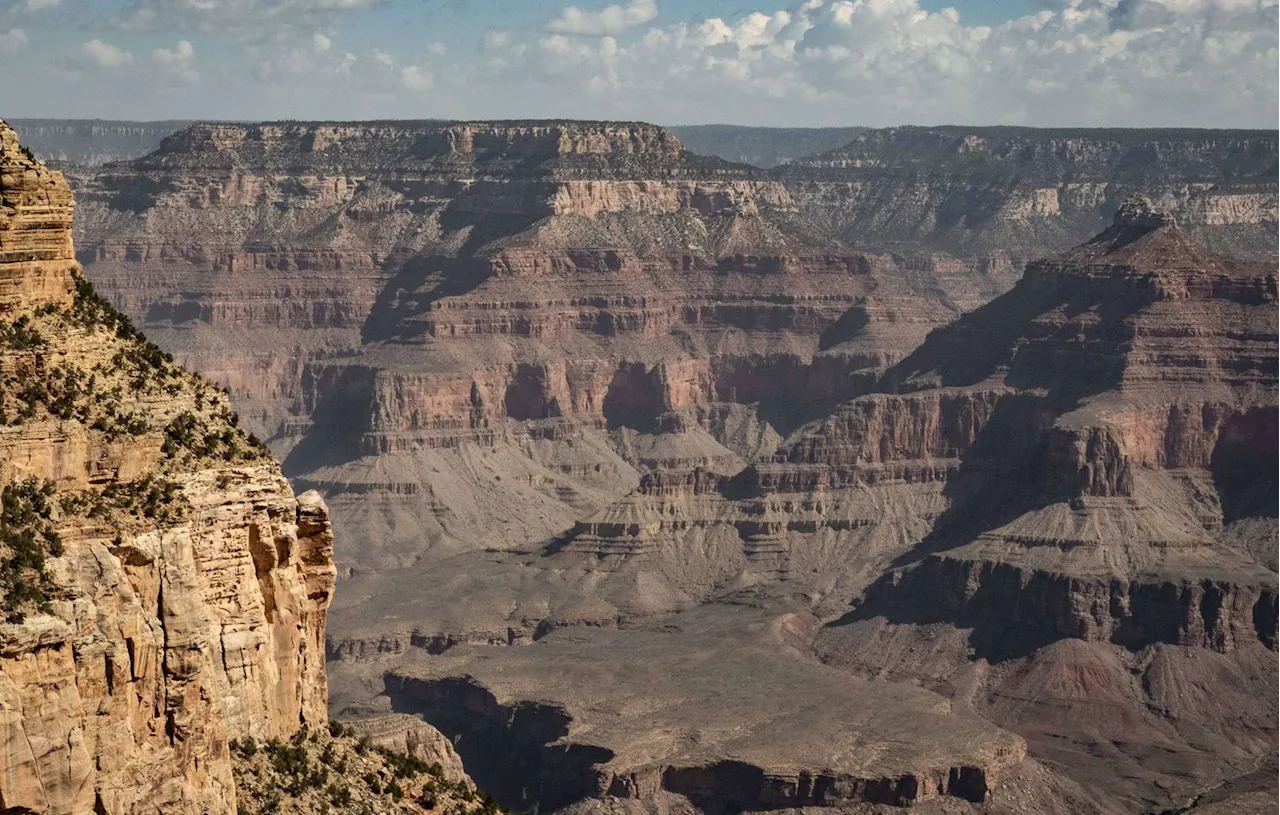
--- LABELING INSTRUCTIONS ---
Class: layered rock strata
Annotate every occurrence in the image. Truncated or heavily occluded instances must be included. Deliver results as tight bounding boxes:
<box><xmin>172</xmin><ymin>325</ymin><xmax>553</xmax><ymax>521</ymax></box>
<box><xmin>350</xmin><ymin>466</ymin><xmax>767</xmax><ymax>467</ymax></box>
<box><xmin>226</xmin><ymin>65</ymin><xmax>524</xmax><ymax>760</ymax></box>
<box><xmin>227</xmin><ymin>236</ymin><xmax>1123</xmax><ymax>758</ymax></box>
<box><xmin>0</xmin><ymin>119</ymin><xmax>336</xmax><ymax>815</ymax></box>
<box><xmin>64</xmin><ymin>121</ymin><xmax>1277</xmax><ymax>582</ymax></box>
<box><xmin>64</xmin><ymin>120</ymin><xmax>1016</xmax><ymax>583</ymax></box>
<box><xmin>323</xmin><ymin>198</ymin><xmax>1278</xmax><ymax>813</ymax></box>
<box><xmin>56</xmin><ymin>119</ymin><xmax>1280</xmax><ymax>813</ymax></box>
<box><xmin>8</xmin><ymin>119</ymin><xmax>192</xmax><ymax>167</ymax></box>
<box><xmin>784</xmin><ymin>125</ymin><xmax>1279</xmax><ymax>260</ymax></box>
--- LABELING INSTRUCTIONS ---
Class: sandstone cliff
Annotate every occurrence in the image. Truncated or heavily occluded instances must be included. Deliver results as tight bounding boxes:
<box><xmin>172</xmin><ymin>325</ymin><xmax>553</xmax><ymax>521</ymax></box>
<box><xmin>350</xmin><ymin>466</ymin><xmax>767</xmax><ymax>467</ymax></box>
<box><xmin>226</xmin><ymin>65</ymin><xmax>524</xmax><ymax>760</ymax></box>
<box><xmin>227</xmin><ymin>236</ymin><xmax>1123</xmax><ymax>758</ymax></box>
<box><xmin>0</xmin><ymin>119</ymin><xmax>336</xmax><ymax>814</ymax></box>
<box><xmin>50</xmin><ymin>118</ymin><xmax>1280</xmax><ymax>814</ymax></box>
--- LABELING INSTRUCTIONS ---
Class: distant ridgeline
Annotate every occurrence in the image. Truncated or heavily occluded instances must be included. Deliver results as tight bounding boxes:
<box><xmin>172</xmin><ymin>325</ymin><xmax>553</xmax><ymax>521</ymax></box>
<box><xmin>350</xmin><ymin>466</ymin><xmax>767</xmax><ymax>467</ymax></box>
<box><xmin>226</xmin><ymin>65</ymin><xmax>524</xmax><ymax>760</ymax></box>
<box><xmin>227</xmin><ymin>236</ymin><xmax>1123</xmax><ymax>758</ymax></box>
<box><xmin>668</xmin><ymin>124</ymin><xmax>865</xmax><ymax>168</ymax></box>
<box><xmin>8</xmin><ymin>119</ymin><xmax>194</xmax><ymax>166</ymax></box>
<box><xmin>12</xmin><ymin>118</ymin><xmax>863</xmax><ymax>169</ymax></box>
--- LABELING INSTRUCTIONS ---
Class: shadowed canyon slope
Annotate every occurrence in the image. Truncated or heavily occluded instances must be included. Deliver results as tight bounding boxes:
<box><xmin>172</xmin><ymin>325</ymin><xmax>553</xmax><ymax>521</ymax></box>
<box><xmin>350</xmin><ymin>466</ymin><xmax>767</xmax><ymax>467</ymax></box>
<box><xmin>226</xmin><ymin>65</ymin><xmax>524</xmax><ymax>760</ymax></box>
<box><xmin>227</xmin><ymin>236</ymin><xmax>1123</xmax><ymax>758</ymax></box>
<box><xmin>53</xmin><ymin>119</ymin><xmax>1280</xmax><ymax>813</ymax></box>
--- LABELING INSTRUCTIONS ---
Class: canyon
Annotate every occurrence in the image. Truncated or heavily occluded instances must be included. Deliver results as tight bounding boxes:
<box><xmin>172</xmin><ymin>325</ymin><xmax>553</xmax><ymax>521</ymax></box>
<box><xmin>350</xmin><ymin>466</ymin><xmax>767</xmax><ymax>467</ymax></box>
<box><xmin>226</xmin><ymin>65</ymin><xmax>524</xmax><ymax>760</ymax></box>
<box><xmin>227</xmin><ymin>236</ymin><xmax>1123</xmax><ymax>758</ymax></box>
<box><xmin>19</xmin><ymin>118</ymin><xmax>1278</xmax><ymax>813</ymax></box>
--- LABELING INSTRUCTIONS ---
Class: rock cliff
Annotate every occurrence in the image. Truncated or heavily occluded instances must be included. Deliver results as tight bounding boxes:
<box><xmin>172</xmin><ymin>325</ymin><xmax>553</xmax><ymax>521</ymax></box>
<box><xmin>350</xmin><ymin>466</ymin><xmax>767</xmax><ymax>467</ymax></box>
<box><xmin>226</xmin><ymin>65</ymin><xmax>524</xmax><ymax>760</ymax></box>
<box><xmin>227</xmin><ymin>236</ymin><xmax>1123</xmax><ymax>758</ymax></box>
<box><xmin>0</xmin><ymin>119</ymin><xmax>336</xmax><ymax>814</ymax></box>
<box><xmin>324</xmin><ymin>197</ymin><xmax>1276</xmax><ymax>814</ymax></box>
<box><xmin>65</xmin><ymin>119</ymin><xmax>1020</xmax><ymax>587</ymax></box>
<box><xmin>784</xmin><ymin>125</ymin><xmax>1278</xmax><ymax>260</ymax></box>
<box><xmin>46</xmin><ymin>118</ymin><xmax>1280</xmax><ymax>814</ymax></box>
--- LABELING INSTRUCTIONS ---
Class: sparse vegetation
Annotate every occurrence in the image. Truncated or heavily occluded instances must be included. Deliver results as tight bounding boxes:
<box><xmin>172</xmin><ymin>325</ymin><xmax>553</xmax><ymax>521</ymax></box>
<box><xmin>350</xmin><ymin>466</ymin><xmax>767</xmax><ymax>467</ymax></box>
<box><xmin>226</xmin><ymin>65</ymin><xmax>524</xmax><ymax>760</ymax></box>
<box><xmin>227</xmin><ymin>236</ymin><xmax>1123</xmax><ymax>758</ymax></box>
<box><xmin>162</xmin><ymin>410</ymin><xmax>266</xmax><ymax>463</ymax></box>
<box><xmin>230</xmin><ymin>724</ymin><xmax>506</xmax><ymax>815</ymax></box>
<box><xmin>0</xmin><ymin>478</ymin><xmax>62</xmax><ymax>623</ymax></box>
<box><xmin>60</xmin><ymin>475</ymin><xmax>190</xmax><ymax>528</ymax></box>
<box><xmin>0</xmin><ymin>271</ymin><xmax>269</xmax><ymax>475</ymax></box>
<box><xmin>0</xmin><ymin>316</ymin><xmax>46</xmax><ymax>351</ymax></box>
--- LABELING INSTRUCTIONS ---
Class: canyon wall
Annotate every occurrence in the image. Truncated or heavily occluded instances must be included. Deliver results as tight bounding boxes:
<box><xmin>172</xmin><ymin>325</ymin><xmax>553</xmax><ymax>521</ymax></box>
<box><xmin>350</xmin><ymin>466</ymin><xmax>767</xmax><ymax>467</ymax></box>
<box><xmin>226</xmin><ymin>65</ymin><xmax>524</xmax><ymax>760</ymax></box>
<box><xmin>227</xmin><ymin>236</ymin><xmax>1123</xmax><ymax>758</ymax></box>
<box><xmin>49</xmin><ymin>118</ymin><xmax>1280</xmax><ymax>813</ymax></box>
<box><xmin>783</xmin><ymin>125</ymin><xmax>1278</xmax><ymax>260</ymax></box>
<box><xmin>0</xmin><ymin>120</ymin><xmax>335</xmax><ymax>814</ymax></box>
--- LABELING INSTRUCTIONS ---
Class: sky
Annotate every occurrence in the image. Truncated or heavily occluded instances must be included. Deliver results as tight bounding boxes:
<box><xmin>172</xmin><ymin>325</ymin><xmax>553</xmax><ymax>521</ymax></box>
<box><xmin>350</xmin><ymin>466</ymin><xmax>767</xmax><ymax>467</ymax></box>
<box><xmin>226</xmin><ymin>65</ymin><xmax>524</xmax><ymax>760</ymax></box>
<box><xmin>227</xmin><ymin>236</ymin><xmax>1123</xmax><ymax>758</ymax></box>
<box><xmin>0</xmin><ymin>0</ymin><xmax>1275</xmax><ymax>128</ymax></box>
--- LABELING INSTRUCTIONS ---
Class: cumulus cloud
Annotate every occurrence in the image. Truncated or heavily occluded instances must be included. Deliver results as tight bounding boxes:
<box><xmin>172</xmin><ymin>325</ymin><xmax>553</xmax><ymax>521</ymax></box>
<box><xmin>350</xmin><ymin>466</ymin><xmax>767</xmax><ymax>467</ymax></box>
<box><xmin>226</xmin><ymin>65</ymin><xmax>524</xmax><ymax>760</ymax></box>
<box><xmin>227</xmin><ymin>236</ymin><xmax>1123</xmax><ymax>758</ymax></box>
<box><xmin>546</xmin><ymin>0</ymin><xmax>658</xmax><ymax>35</ymax></box>
<box><xmin>152</xmin><ymin>39</ymin><xmax>198</xmax><ymax>82</ymax></box>
<box><xmin>0</xmin><ymin>28</ymin><xmax>25</xmax><ymax>59</ymax></box>
<box><xmin>503</xmin><ymin>0</ymin><xmax>1278</xmax><ymax>127</ymax></box>
<box><xmin>401</xmin><ymin>64</ymin><xmax>432</xmax><ymax>92</ymax></box>
<box><xmin>10</xmin><ymin>0</ymin><xmax>1278</xmax><ymax>127</ymax></box>
<box><xmin>81</xmin><ymin>38</ymin><xmax>133</xmax><ymax>68</ymax></box>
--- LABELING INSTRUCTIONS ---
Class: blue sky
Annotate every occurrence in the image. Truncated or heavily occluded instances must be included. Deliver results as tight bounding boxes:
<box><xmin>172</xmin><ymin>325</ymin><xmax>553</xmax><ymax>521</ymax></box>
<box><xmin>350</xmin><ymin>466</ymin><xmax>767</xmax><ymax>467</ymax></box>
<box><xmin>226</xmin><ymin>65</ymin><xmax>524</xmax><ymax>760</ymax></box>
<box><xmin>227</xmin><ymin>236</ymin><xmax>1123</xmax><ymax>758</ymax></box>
<box><xmin>0</xmin><ymin>0</ymin><xmax>1275</xmax><ymax>127</ymax></box>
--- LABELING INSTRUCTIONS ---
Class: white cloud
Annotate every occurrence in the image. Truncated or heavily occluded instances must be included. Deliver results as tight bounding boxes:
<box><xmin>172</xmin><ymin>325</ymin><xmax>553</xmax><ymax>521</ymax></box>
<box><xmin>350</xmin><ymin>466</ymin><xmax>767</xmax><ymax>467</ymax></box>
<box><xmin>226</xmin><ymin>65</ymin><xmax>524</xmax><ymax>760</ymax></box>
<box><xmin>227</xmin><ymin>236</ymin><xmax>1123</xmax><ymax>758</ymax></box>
<box><xmin>23</xmin><ymin>0</ymin><xmax>61</xmax><ymax>11</ymax></box>
<box><xmin>81</xmin><ymin>38</ymin><xmax>133</xmax><ymax>69</ymax></box>
<box><xmin>499</xmin><ymin>0</ymin><xmax>1278</xmax><ymax>127</ymax></box>
<box><xmin>152</xmin><ymin>39</ymin><xmax>198</xmax><ymax>82</ymax></box>
<box><xmin>401</xmin><ymin>64</ymin><xmax>433</xmax><ymax>92</ymax></box>
<box><xmin>482</xmin><ymin>29</ymin><xmax>512</xmax><ymax>50</ymax></box>
<box><xmin>5</xmin><ymin>0</ymin><xmax>1276</xmax><ymax>128</ymax></box>
<box><xmin>546</xmin><ymin>0</ymin><xmax>658</xmax><ymax>35</ymax></box>
<box><xmin>0</xmin><ymin>28</ymin><xmax>26</xmax><ymax>59</ymax></box>
<box><xmin>256</xmin><ymin>34</ymin><xmax>357</xmax><ymax>79</ymax></box>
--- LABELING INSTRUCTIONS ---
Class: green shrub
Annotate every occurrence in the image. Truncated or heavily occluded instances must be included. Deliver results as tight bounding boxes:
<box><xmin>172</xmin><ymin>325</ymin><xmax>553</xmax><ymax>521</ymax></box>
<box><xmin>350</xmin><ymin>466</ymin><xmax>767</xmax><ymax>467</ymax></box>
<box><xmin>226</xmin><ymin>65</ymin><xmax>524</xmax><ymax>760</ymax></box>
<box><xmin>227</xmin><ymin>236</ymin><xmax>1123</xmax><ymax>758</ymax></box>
<box><xmin>270</xmin><ymin>743</ymin><xmax>309</xmax><ymax>778</ymax></box>
<box><xmin>328</xmin><ymin>783</ymin><xmax>352</xmax><ymax>806</ymax></box>
<box><xmin>59</xmin><ymin>475</ymin><xmax>188</xmax><ymax>528</ymax></box>
<box><xmin>0</xmin><ymin>316</ymin><xmax>46</xmax><ymax>350</ymax></box>
<box><xmin>0</xmin><ymin>478</ymin><xmax>62</xmax><ymax>622</ymax></box>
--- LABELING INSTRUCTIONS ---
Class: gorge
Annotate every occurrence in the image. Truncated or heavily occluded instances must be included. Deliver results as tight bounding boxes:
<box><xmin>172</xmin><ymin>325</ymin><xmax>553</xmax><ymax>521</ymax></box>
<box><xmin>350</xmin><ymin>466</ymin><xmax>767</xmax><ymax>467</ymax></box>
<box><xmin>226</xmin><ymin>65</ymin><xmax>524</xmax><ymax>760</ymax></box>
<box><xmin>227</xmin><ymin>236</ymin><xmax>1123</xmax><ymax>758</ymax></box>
<box><xmin>7</xmin><ymin>117</ymin><xmax>1278</xmax><ymax>814</ymax></box>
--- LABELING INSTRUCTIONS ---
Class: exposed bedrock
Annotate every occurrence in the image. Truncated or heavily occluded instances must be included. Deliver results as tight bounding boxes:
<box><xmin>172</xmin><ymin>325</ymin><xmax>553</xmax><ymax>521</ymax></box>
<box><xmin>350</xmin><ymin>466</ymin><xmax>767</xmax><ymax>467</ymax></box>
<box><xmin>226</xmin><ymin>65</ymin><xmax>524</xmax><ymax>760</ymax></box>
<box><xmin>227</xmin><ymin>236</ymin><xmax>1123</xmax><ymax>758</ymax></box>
<box><xmin>0</xmin><ymin>119</ymin><xmax>336</xmax><ymax>815</ymax></box>
<box><xmin>782</xmin><ymin>126</ymin><xmax>1278</xmax><ymax>260</ymax></box>
<box><xmin>0</xmin><ymin>124</ymin><xmax>76</xmax><ymax>313</ymax></box>
<box><xmin>364</xmin><ymin>617</ymin><xmax>1030</xmax><ymax>814</ymax></box>
<box><xmin>857</xmin><ymin>557</ymin><xmax>1277</xmax><ymax>657</ymax></box>
<box><xmin>49</xmin><ymin>119</ymin><xmax>1279</xmax><ymax>812</ymax></box>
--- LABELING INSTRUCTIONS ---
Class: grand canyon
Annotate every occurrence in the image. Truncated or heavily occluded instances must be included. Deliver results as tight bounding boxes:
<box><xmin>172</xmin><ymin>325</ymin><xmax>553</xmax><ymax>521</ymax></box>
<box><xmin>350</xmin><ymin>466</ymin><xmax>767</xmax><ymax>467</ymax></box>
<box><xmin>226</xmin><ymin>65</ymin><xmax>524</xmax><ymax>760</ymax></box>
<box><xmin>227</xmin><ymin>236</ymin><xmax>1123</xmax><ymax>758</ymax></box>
<box><xmin>1</xmin><ymin>115</ymin><xmax>1275</xmax><ymax>815</ymax></box>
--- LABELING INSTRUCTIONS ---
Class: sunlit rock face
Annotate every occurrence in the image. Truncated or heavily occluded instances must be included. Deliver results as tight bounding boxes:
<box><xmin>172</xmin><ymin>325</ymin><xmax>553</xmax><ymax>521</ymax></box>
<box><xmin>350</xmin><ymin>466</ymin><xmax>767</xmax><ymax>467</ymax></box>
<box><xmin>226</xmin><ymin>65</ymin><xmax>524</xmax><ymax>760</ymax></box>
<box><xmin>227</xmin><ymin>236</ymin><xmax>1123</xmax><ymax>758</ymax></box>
<box><xmin>0</xmin><ymin>118</ymin><xmax>335</xmax><ymax>815</ymax></box>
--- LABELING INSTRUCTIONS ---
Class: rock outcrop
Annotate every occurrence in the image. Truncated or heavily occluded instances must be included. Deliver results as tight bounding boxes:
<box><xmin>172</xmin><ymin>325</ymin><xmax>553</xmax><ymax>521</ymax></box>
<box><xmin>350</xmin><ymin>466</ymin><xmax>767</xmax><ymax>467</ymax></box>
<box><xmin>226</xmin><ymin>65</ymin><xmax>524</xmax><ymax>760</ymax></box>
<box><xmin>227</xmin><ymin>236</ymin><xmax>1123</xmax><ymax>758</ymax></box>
<box><xmin>0</xmin><ymin>119</ymin><xmax>336</xmax><ymax>815</ymax></box>
<box><xmin>41</xmin><ymin>117</ymin><xmax>1280</xmax><ymax>814</ymax></box>
<box><xmin>0</xmin><ymin>124</ymin><xmax>75</xmax><ymax>314</ymax></box>
<box><xmin>60</xmin><ymin>120</ymin><xmax>1277</xmax><ymax>588</ymax></box>
<box><xmin>62</xmin><ymin>119</ymin><xmax>1022</xmax><ymax>591</ymax></box>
